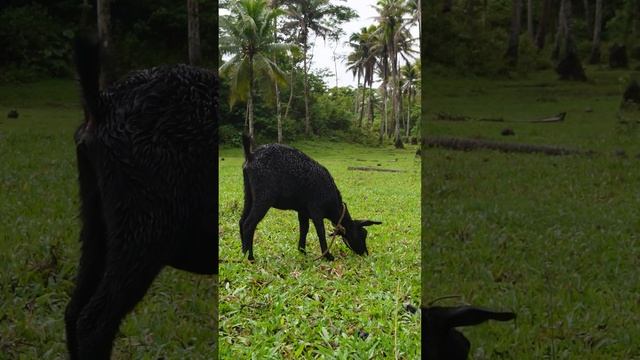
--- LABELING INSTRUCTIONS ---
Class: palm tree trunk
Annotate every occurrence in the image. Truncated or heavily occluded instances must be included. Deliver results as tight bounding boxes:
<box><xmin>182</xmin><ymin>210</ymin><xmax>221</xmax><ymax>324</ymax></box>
<box><xmin>380</xmin><ymin>81</ymin><xmax>387</xmax><ymax>143</ymax></box>
<box><xmin>406</xmin><ymin>91</ymin><xmax>411</xmax><ymax>137</ymax></box>
<box><xmin>97</xmin><ymin>0</ymin><xmax>111</xmax><ymax>89</ymax></box>
<box><xmin>270</xmin><ymin>2</ymin><xmax>282</xmax><ymax>143</ymax></box>
<box><xmin>284</xmin><ymin>67</ymin><xmax>294</xmax><ymax>121</ymax></box>
<box><xmin>393</xmin><ymin>50</ymin><xmax>401</xmax><ymax>146</ymax></box>
<box><xmin>187</xmin><ymin>0</ymin><xmax>201</xmax><ymax>65</ymax></box>
<box><xmin>552</xmin><ymin>0</ymin><xmax>564</xmax><ymax>60</ymax></box>
<box><xmin>588</xmin><ymin>0</ymin><xmax>602</xmax><ymax>64</ymax></box>
<box><xmin>354</xmin><ymin>72</ymin><xmax>361</xmax><ymax>115</ymax></box>
<box><xmin>527</xmin><ymin>0</ymin><xmax>533</xmax><ymax>40</ymax></box>
<box><xmin>505</xmin><ymin>0</ymin><xmax>522</xmax><ymax>66</ymax></box>
<box><xmin>275</xmin><ymin>80</ymin><xmax>282</xmax><ymax>143</ymax></box>
<box><xmin>583</xmin><ymin>0</ymin><xmax>592</xmax><ymax>36</ymax></box>
<box><xmin>248</xmin><ymin>57</ymin><xmax>255</xmax><ymax>139</ymax></box>
<box><xmin>368</xmin><ymin>82</ymin><xmax>374</xmax><ymax>128</ymax></box>
<box><xmin>303</xmin><ymin>29</ymin><xmax>311</xmax><ymax>136</ymax></box>
<box><xmin>359</xmin><ymin>78</ymin><xmax>366</xmax><ymax>127</ymax></box>
<box><xmin>535</xmin><ymin>0</ymin><xmax>552</xmax><ymax>50</ymax></box>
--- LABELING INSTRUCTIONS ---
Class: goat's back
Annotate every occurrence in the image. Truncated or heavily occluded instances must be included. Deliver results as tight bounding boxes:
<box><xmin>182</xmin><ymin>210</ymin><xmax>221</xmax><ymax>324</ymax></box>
<box><xmin>244</xmin><ymin>144</ymin><xmax>340</xmax><ymax>209</ymax></box>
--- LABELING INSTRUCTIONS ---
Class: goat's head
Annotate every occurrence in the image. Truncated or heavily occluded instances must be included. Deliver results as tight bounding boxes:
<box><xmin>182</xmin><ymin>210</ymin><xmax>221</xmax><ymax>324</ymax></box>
<box><xmin>342</xmin><ymin>219</ymin><xmax>381</xmax><ymax>255</ymax></box>
<box><xmin>422</xmin><ymin>305</ymin><xmax>516</xmax><ymax>360</ymax></box>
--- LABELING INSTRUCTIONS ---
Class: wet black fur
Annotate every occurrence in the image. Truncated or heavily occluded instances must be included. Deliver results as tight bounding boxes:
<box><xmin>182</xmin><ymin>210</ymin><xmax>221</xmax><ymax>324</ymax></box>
<box><xmin>422</xmin><ymin>305</ymin><xmax>516</xmax><ymax>360</ymax></box>
<box><xmin>240</xmin><ymin>135</ymin><xmax>381</xmax><ymax>261</ymax></box>
<box><xmin>65</xmin><ymin>36</ymin><xmax>218</xmax><ymax>359</ymax></box>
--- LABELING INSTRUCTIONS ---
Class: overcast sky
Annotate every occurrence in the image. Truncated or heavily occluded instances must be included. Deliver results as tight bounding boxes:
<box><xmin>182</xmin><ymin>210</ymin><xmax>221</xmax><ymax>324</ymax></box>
<box><xmin>311</xmin><ymin>0</ymin><xmax>419</xmax><ymax>88</ymax></box>
<box><xmin>308</xmin><ymin>0</ymin><xmax>379</xmax><ymax>88</ymax></box>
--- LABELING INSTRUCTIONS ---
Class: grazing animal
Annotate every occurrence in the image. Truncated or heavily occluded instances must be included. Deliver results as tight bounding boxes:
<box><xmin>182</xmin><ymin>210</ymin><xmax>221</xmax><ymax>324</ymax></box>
<box><xmin>422</xmin><ymin>305</ymin><xmax>516</xmax><ymax>360</ymax></box>
<box><xmin>65</xmin><ymin>35</ymin><xmax>217</xmax><ymax>360</ymax></box>
<box><xmin>240</xmin><ymin>135</ymin><xmax>381</xmax><ymax>261</ymax></box>
<box><xmin>7</xmin><ymin>109</ymin><xmax>18</xmax><ymax>118</ymax></box>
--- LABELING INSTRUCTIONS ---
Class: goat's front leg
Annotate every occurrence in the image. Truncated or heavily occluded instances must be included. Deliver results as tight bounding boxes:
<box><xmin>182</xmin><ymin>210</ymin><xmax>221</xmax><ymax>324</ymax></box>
<box><xmin>297</xmin><ymin>212</ymin><xmax>309</xmax><ymax>254</ymax></box>
<box><xmin>75</xmin><ymin>250</ymin><xmax>162</xmax><ymax>360</ymax></box>
<box><xmin>311</xmin><ymin>217</ymin><xmax>334</xmax><ymax>261</ymax></box>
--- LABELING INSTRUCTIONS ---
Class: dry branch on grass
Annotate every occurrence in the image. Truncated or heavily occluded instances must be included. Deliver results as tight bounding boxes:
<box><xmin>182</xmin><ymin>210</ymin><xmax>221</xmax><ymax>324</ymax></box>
<box><xmin>347</xmin><ymin>166</ymin><xmax>406</xmax><ymax>173</ymax></box>
<box><xmin>424</xmin><ymin>136</ymin><xmax>588</xmax><ymax>156</ymax></box>
<box><xmin>436</xmin><ymin>112</ymin><xmax>566</xmax><ymax>123</ymax></box>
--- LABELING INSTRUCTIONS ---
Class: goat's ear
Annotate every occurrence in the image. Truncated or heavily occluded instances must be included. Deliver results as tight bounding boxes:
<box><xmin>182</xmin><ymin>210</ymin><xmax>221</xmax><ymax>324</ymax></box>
<box><xmin>359</xmin><ymin>220</ymin><xmax>382</xmax><ymax>227</ymax></box>
<box><xmin>442</xmin><ymin>306</ymin><xmax>516</xmax><ymax>329</ymax></box>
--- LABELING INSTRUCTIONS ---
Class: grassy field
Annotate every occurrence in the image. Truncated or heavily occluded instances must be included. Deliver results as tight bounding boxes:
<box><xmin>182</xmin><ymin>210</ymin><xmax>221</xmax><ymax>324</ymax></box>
<box><xmin>0</xmin><ymin>80</ymin><xmax>217</xmax><ymax>359</ymax></box>
<box><xmin>423</xmin><ymin>66</ymin><xmax>640</xmax><ymax>358</ymax></box>
<box><xmin>218</xmin><ymin>141</ymin><xmax>421</xmax><ymax>358</ymax></box>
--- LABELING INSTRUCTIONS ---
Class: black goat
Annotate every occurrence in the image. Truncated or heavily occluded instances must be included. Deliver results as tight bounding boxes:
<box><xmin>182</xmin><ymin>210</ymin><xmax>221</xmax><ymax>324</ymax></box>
<box><xmin>422</xmin><ymin>305</ymin><xmax>516</xmax><ymax>359</ymax></box>
<box><xmin>240</xmin><ymin>135</ymin><xmax>381</xmax><ymax>261</ymax></box>
<box><xmin>65</xmin><ymin>36</ymin><xmax>217</xmax><ymax>360</ymax></box>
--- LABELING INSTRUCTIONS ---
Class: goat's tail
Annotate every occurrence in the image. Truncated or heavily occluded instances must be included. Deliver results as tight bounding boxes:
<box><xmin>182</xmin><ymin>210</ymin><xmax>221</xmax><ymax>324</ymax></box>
<box><xmin>73</xmin><ymin>34</ymin><xmax>102</xmax><ymax>124</ymax></box>
<box><xmin>242</xmin><ymin>133</ymin><xmax>253</xmax><ymax>161</ymax></box>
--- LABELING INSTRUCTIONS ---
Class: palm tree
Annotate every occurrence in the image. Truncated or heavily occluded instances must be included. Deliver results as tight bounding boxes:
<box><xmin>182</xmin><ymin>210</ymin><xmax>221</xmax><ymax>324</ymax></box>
<box><xmin>370</xmin><ymin>29</ymin><xmax>390</xmax><ymax>143</ymax></box>
<box><xmin>401</xmin><ymin>61</ymin><xmax>418</xmax><ymax>137</ymax></box>
<box><xmin>219</xmin><ymin>0</ymin><xmax>290</xmax><ymax>140</ymax></box>
<box><xmin>375</xmin><ymin>0</ymin><xmax>410</xmax><ymax>147</ymax></box>
<box><xmin>282</xmin><ymin>0</ymin><xmax>356</xmax><ymax>136</ymax></box>
<box><xmin>360</xmin><ymin>25</ymin><xmax>379</xmax><ymax>129</ymax></box>
<box><xmin>346</xmin><ymin>33</ymin><xmax>364</xmax><ymax>120</ymax></box>
<box><xmin>283</xmin><ymin>0</ymin><xmax>332</xmax><ymax>136</ymax></box>
<box><xmin>347</xmin><ymin>27</ymin><xmax>377</xmax><ymax>128</ymax></box>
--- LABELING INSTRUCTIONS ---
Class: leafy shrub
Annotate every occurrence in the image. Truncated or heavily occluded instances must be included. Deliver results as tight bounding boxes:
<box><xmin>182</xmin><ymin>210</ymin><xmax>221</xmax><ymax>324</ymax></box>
<box><xmin>0</xmin><ymin>4</ymin><xmax>74</xmax><ymax>82</ymax></box>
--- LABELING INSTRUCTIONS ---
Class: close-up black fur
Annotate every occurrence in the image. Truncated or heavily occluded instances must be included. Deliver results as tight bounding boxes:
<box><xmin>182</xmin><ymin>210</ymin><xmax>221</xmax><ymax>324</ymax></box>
<box><xmin>65</xmin><ymin>35</ymin><xmax>218</xmax><ymax>359</ymax></box>
<box><xmin>422</xmin><ymin>305</ymin><xmax>516</xmax><ymax>360</ymax></box>
<box><xmin>240</xmin><ymin>134</ymin><xmax>381</xmax><ymax>261</ymax></box>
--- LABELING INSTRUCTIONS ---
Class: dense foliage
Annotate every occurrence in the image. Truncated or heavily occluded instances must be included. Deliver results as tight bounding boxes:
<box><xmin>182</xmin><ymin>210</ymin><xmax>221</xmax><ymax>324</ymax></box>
<box><xmin>424</xmin><ymin>0</ymin><xmax>640</xmax><ymax>76</ymax></box>
<box><xmin>219</xmin><ymin>0</ymin><xmax>421</xmax><ymax>144</ymax></box>
<box><xmin>0</xmin><ymin>0</ymin><xmax>217</xmax><ymax>83</ymax></box>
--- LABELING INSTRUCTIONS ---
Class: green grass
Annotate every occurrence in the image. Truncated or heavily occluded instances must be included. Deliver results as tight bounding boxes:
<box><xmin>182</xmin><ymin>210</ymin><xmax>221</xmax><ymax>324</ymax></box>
<box><xmin>219</xmin><ymin>142</ymin><xmax>421</xmax><ymax>358</ymax></box>
<box><xmin>423</xmin><ymin>66</ymin><xmax>640</xmax><ymax>358</ymax></box>
<box><xmin>0</xmin><ymin>80</ymin><xmax>216</xmax><ymax>359</ymax></box>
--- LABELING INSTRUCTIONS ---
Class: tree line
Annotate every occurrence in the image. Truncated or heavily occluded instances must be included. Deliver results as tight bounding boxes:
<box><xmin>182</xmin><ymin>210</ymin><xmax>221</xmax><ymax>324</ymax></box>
<box><xmin>425</xmin><ymin>0</ymin><xmax>640</xmax><ymax>78</ymax></box>
<box><xmin>219</xmin><ymin>0</ymin><xmax>421</xmax><ymax>146</ymax></box>
<box><xmin>0</xmin><ymin>0</ymin><xmax>216</xmax><ymax>83</ymax></box>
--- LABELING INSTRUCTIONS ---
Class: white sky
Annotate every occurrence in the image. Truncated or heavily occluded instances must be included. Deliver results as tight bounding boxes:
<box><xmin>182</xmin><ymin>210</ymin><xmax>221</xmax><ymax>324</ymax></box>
<box><xmin>220</xmin><ymin>0</ymin><xmax>419</xmax><ymax>88</ymax></box>
<box><xmin>311</xmin><ymin>0</ymin><xmax>420</xmax><ymax>88</ymax></box>
<box><xmin>308</xmin><ymin>0</ymin><xmax>379</xmax><ymax>88</ymax></box>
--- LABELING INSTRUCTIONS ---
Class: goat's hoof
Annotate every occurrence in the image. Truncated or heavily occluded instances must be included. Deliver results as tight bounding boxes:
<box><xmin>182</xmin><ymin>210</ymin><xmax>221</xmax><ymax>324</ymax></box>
<box><xmin>298</xmin><ymin>247</ymin><xmax>306</xmax><ymax>254</ymax></box>
<box><xmin>324</xmin><ymin>253</ymin><xmax>334</xmax><ymax>261</ymax></box>
<box><xmin>248</xmin><ymin>255</ymin><xmax>255</xmax><ymax>262</ymax></box>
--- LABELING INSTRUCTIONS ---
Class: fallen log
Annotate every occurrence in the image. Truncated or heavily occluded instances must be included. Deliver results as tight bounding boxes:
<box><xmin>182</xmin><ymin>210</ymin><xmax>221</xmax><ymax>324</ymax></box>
<box><xmin>347</xmin><ymin>166</ymin><xmax>406</xmax><ymax>173</ymax></box>
<box><xmin>529</xmin><ymin>112</ymin><xmax>566</xmax><ymax>123</ymax></box>
<box><xmin>424</xmin><ymin>136</ymin><xmax>588</xmax><ymax>156</ymax></box>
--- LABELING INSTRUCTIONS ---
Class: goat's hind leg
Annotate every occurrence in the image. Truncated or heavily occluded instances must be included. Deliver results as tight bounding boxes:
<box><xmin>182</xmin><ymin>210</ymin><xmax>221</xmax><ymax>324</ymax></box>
<box><xmin>75</xmin><ymin>247</ymin><xmax>162</xmax><ymax>360</ymax></box>
<box><xmin>297</xmin><ymin>212</ymin><xmax>310</xmax><ymax>254</ymax></box>
<box><xmin>239</xmin><ymin>172</ymin><xmax>252</xmax><ymax>252</ymax></box>
<box><xmin>66</xmin><ymin>149</ymin><xmax>107</xmax><ymax>359</ymax></box>
<box><xmin>240</xmin><ymin>203</ymin><xmax>269</xmax><ymax>261</ymax></box>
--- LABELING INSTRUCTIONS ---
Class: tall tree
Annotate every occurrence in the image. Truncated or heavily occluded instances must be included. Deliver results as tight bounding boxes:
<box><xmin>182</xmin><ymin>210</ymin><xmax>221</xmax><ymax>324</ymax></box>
<box><xmin>535</xmin><ymin>0</ymin><xmax>552</xmax><ymax>50</ymax></box>
<box><xmin>375</xmin><ymin>0</ymin><xmax>408</xmax><ymax>148</ymax></box>
<box><xmin>505</xmin><ymin>0</ymin><xmax>522</xmax><ymax>65</ymax></box>
<box><xmin>588</xmin><ymin>0</ymin><xmax>603</xmax><ymax>63</ymax></box>
<box><xmin>97</xmin><ymin>0</ymin><xmax>112</xmax><ymax>89</ymax></box>
<box><xmin>219</xmin><ymin>0</ymin><xmax>290</xmax><ymax>140</ymax></box>
<box><xmin>187</xmin><ymin>0</ymin><xmax>201</xmax><ymax>65</ymax></box>
<box><xmin>401</xmin><ymin>61</ymin><xmax>418</xmax><ymax>137</ymax></box>
<box><xmin>282</xmin><ymin>0</ymin><xmax>356</xmax><ymax>136</ymax></box>
<box><xmin>527</xmin><ymin>0</ymin><xmax>533</xmax><ymax>39</ymax></box>
<box><xmin>269</xmin><ymin>0</ymin><xmax>284</xmax><ymax>143</ymax></box>
<box><xmin>583</xmin><ymin>0</ymin><xmax>592</xmax><ymax>35</ymax></box>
